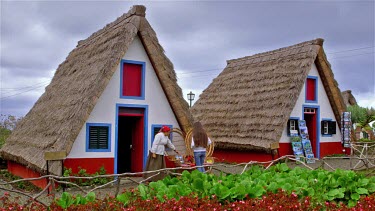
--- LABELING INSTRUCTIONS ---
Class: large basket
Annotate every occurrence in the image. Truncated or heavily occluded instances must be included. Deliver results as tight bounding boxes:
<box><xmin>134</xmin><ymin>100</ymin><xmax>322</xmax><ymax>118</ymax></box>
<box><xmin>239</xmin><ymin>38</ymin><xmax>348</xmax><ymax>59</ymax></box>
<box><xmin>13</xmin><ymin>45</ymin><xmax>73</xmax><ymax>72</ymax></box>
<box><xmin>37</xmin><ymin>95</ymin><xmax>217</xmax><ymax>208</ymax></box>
<box><xmin>166</xmin><ymin>128</ymin><xmax>215</xmax><ymax>165</ymax></box>
<box><xmin>184</xmin><ymin>129</ymin><xmax>214</xmax><ymax>158</ymax></box>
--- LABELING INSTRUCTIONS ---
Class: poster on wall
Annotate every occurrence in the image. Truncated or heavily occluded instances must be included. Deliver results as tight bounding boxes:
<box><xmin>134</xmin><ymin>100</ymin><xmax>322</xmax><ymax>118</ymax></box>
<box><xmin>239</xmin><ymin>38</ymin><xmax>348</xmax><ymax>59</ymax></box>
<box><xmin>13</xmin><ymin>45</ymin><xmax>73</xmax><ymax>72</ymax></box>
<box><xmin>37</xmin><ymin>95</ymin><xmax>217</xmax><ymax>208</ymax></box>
<box><xmin>301</xmin><ymin>139</ymin><xmax>315</xmax><ymax>163</ymax></box>
<box><xmin>298</xmin><ymin>120</ymin><xmax>309</xmax><ymax>140</ymax></box>
<box><xmin>298</xmin><ymin>120</ymin><xmax>315</xmax><ymax>163</ymax></box>
<box><xmin>305</xmin><ymin>153</ymin><xmax>315</xmax><ymax>164</ymax></box>
<box><xmin>302</xmin><ymin>139</ymin><xmax>313</xmax><ymax>154</ymax></box>
<box><xmin>342</xmin><ymin>112</ymin><xmax>351</xmax><ymax>148</ymax></box>
<box><xmin>291</xmin><ymin>141</ymin><xmax>305</xmax><ymax>163</ymax></box>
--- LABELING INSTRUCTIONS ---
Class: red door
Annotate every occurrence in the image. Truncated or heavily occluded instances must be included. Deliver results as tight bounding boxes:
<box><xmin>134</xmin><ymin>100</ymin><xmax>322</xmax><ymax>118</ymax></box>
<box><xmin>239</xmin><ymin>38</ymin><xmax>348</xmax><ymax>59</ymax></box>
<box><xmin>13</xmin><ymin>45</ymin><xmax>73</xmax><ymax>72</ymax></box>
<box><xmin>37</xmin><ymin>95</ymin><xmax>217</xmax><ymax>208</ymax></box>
<box><xmin>304</xmin><ymin>109</ymin><xmax>317</xmax><ymax>156</ymax></box>
<box><xmin>118</xmin><ymin>108</ymin><xmax>144</xmax><ymax>173</ymax></box>
<box><xmin>132</xmin><ymin>116</ymin><xmax>144</xmax><ymax>172</ymax></box>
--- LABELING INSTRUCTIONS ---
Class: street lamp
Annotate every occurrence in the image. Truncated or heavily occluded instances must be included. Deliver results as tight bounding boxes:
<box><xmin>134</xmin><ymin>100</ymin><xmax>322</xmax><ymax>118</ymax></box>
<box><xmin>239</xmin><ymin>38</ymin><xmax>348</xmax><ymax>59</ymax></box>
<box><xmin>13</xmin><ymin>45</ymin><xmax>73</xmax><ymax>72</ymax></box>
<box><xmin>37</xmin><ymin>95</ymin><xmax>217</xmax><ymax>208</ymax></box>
<box><xmin>187</xmin><ymin>91</ymin><xmax>195</xmax><ymax>108</ymax></box>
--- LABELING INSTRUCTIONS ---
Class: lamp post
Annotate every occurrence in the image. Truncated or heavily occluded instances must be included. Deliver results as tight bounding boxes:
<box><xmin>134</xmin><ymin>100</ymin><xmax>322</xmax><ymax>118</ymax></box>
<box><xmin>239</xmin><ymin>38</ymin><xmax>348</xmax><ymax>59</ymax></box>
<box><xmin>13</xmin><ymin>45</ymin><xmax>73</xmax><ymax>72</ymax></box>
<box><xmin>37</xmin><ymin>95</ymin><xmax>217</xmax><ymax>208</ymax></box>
<box><xmin>187</xmin><ymin>91</ymin><xmax>195</xmax><ymax>108</ymax></box>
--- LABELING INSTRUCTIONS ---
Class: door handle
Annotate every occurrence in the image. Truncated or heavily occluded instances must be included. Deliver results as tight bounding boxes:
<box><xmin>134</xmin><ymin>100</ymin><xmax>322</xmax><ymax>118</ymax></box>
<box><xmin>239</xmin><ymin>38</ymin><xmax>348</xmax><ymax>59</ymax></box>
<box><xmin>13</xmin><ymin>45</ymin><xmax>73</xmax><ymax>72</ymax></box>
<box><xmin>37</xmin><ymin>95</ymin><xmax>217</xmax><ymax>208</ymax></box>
<box><xmin>130</xmin><ymin>144</ymin><xmax>133</xmax><ymax>150</ymax></box>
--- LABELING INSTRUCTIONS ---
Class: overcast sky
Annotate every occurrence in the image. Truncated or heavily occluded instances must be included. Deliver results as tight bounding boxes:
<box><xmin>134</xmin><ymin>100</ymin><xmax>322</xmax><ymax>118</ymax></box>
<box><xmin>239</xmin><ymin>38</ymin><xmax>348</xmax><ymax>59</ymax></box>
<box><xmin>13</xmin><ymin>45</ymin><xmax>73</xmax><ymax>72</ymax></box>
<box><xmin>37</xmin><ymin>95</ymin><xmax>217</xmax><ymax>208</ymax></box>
<box><xmin>1</xmin><ymin>1</ymin><xmax>374</xmax><ymax>117</ymax></box>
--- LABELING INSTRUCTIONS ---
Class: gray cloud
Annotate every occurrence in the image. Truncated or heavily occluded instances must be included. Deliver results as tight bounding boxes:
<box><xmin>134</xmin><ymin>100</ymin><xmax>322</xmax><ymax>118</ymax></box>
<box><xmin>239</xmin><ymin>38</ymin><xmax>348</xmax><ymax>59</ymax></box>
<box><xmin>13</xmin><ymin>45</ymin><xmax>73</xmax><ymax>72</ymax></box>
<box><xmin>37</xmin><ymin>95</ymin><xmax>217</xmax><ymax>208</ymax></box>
<box><xmin>1</xmin><ymin>1</ymin><xmax>374</xmax><ymax>116</ymax></box>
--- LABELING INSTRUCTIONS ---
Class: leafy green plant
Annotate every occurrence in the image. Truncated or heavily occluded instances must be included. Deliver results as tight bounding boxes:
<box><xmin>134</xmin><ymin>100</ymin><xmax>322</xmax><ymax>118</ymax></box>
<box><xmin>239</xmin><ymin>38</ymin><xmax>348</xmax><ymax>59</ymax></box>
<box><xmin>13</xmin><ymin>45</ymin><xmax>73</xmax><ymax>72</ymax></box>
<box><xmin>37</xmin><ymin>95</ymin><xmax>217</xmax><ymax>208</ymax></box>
<box><xmin>55</xmin><ymin>192</ymin><xmax>74</xmax><ymax>209</ymax></box>
<box><xmin>0</xmin><ymin>170</ymin><xmax>41</xmax><ymax>192</ymax></box>
<box><xmin>62</xmin><ymin>166</ymin><xmax>109</xmax><ymax>187</ymax></box>
<box><xmin>55</xmin><ymin>192</ymin><xmax>96</xmax><ymax>209</ymax></box>
<box><xmin>131</xmin><ymin>163</ymin><xmax>375</xmax><ymax>207</ymax></box>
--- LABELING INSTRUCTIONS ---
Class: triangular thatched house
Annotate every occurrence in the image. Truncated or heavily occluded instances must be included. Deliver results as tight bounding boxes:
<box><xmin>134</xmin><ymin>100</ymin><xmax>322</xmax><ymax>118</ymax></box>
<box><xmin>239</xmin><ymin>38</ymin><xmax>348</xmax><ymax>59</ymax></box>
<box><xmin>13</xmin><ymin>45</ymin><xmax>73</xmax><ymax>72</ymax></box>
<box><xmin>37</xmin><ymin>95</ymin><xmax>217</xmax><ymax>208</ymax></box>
<box><xmin>342</xmin><ymin>91</ymin><xmax>375</xmax><ymax>140</ymax></box>
<box><xmin>192</xmin><ymin>38</ymin><xmax>347</xmax><ymax>162</ymax></box>
<box><xmin>1</xmin><ymin>5</ymin><xmax>193</xmax><ymax>187</ymax></box>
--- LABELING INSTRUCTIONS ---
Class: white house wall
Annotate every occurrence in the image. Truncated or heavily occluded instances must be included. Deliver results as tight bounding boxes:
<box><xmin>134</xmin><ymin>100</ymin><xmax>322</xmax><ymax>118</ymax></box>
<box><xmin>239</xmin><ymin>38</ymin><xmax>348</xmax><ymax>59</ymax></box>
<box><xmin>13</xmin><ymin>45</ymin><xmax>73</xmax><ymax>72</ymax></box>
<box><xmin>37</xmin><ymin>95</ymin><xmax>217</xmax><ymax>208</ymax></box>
<box><xmin>68</xmin><ymin>36</ymin><xmax>182</xmax><ymax>158</ymax></box>
<box><xmin>279</xmin><ymin>63</ymin><xmax>342</xmax><ymax>143</ymax></box>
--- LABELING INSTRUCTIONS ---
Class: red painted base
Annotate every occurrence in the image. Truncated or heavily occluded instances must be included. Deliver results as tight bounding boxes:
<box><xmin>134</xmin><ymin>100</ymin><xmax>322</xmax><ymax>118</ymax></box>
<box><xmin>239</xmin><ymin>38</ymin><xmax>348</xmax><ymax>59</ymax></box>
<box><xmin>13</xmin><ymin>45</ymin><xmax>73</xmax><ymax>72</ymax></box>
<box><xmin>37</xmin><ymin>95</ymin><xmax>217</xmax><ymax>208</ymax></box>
<box><xmin>320</xmin><ymin>142</ymin><xmax>346</xmax><ymax>158</ymax></box>
<box><xmin>7</xmin><ymin>161</ymin><xmax>47</xmax><ymax>189</ymax></box>
<box><xmin>213</xmin><ymin>150</ymin><xmax>273</xmax><ymax>163</ymax></box>
<box><xmin>279</xmin><ymin>142</ymin><xmax>346</xmax><ymax>158</ymax></box>
<box><xmin>214</xmin><ymin>142</ymin><xmax>347</xmax><ymax>164</ymax></box>
<box><xmin>64</xmin><ymin>158</ymin><xmax>114</xmax><ymax>174</ymax></box>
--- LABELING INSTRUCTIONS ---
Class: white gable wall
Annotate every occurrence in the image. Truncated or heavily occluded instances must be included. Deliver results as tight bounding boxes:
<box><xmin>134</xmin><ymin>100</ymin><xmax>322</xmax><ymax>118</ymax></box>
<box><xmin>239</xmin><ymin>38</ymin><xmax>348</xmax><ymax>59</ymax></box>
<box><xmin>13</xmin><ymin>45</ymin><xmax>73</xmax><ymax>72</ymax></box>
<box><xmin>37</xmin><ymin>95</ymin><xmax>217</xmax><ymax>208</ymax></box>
<box><xmin>68</xmin><ymin>36</ymin><xmax>182</xmax><ymax>158</ymax></box>
<box><xmin>279</xmin><ymin>63</ymin><xmax>342</xmax><ymax>143</ymax></box>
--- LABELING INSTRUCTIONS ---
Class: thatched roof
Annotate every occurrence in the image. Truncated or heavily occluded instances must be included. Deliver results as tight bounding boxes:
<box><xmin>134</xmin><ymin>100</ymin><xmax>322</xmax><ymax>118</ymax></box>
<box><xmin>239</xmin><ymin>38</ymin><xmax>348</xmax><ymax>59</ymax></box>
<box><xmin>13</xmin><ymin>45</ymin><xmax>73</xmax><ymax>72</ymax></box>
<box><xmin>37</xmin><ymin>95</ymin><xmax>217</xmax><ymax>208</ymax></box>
<box><xmin>0</xmin><ymin>5</ymin><xmax>193</xmax><ymax>175</ymax></box>
<box><xmin>341</xmin><ymin>90</ymin><xmax>357</xmax><ymax>107</ymax></box>
<box><xmin>191</xmin><ymin>38</ymin><xmax>346</xmax><ymax>152</ymax></box>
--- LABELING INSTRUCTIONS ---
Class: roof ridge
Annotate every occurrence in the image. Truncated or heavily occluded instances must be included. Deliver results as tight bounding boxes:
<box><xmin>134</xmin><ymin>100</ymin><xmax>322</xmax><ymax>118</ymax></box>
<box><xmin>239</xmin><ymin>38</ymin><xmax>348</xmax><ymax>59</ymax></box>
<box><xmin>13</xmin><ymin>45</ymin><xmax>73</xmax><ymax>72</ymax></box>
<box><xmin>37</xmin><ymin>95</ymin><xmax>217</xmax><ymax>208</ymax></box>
<box><xmin>227</xmin><ymin>38</ymin><xmax>324</xmax><ymax>64</ymax></box>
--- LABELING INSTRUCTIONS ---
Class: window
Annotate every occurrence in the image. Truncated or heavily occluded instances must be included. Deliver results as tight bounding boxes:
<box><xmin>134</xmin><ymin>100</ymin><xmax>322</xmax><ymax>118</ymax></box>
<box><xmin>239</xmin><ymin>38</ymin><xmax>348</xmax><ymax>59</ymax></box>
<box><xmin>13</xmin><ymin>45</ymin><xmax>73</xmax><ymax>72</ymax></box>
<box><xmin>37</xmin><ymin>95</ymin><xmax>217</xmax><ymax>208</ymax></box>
<box><xmin>120</xmin><ymin>60</ymin><xmax>145</xmax><ymax>100</ymax></box>
<box><xmin>323</xmin><ymin>121</ymin><xmax>329</xmax><ymax>134</ymax></box>
<box><xmin>321</xmin><ymin>119</ymin><xmax>336</xmax><ymax>136</ymax></box>
<box><xmin>363</xmin><ymin>132</ymin><xmax>369</xmax><ymax>139</ymax></box>
<box><xmin>151</xmin><ymin>124</ymin><xmax>173</xmax><ymax>145</ymax></box>
<box><xmin>287</xmin><ymin>118</ymin><xmax>299</xmax><ymax>136</ymax></box>
<box><xmin>305</xmin><ymin>76</ymin><xmax>318</xmax><ymax>103</ymax></box>
<box><xmin>86</xmin><ymin>123</ymin><xmax>111</xmax><ymax>152</ymax></box>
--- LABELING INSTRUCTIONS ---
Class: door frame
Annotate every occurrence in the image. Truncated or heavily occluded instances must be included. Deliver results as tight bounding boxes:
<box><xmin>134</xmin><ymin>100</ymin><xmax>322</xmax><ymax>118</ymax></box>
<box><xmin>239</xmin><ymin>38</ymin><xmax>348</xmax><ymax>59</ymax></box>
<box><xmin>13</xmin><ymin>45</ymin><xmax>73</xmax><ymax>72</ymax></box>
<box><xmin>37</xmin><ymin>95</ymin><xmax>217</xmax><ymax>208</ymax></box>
<box><xmin>115</xmin><ymin>103</ymin><xmax>148</xmax><ymax>174</ymax></box>
<box><xmin>302</xmin><ymin>105</ymin><xmax>320</xmax><ymax>158</ymax></box>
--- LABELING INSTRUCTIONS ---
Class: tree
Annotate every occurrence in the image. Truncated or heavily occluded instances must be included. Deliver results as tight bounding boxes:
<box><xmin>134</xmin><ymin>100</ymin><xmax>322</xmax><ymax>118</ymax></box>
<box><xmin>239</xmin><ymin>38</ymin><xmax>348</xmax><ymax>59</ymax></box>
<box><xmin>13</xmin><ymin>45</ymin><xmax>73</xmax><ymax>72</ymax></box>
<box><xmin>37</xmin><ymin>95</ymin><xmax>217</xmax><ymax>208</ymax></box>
<box><xmin>348</xmin><ymin>105</ymin><xmax>375</xmax><ymax>140</ymax></box>
<box><xmin>0</xmin><ymin>114</ymin><xmax>23</xmax><ymax>148</ymax></box>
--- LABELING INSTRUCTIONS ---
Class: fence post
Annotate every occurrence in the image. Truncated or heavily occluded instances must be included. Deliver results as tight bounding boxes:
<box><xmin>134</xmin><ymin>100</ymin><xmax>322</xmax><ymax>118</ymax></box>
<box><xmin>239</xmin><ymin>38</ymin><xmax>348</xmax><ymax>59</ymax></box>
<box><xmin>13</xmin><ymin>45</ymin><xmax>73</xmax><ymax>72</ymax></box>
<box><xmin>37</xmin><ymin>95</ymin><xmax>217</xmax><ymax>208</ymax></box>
<box><xmin>115</xmin><ymin>177</ymin><xmax>121</xmax><ymax>197</ymax></box>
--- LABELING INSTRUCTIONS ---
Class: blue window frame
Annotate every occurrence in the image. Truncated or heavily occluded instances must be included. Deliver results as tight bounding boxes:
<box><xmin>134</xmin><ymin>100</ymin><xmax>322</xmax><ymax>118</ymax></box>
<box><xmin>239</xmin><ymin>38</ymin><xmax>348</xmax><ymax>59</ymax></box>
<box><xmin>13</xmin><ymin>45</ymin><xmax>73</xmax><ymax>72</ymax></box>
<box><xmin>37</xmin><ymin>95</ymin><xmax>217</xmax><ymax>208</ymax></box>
<box><xmin>287</xmin><ymin>117</ymin><xmax>300</xmax><ymax>137</ymax></box>
<box><xmin>114</xmin><ymin>104</ymin><xmax>149</xmax><ymax>174</ymax></box>
<box><xmin>86</xmin><ymin>123</ymin><xmax>111</xmax><ymax>152</ymax></box>
<box><xmin>120</xmin><ymin>59</ymin><xmax>146</xmax><ymax>100</ymax></box>
<box><xmin>305</xmin><ymin>75</ymin><xmax>318</xmax><ymax>103</ymax></box>
<box><xmin>321</xmin><ymin>118</ymin><xmax>336</xmax><ymax>137</ymax></box>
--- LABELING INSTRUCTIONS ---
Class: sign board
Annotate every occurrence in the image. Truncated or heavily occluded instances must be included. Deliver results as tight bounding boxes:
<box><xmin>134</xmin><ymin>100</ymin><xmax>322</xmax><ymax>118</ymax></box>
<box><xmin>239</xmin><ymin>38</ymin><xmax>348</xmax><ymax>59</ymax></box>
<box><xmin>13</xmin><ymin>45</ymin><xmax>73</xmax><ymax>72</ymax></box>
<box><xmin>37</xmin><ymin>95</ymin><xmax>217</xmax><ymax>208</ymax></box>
<box><xmin>44</xmin><ymin>151</ymin><xmax>66</xmax><ymax>161</ymax></box>
<box><xmin>270</xmin><ymin>142</ymin><xmax>280</xmax><ymax>149</ymax></box>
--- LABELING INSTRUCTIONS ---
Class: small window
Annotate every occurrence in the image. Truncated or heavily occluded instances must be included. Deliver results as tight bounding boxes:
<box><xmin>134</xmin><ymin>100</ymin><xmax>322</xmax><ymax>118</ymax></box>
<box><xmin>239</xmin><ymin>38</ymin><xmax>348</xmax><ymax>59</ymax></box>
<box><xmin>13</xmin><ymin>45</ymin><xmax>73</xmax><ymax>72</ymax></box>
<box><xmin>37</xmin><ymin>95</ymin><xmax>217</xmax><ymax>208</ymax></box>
<box><xmin>86</xmin><ymin>123</ymin><xmax>111</xmax><ymax>152</ymax></box>
<box><xmin>120</xmin><ymin>60</ymin><xmax>145</xmax><ymax>100</ymax></box>
<box><xmin>151</xmin><ymin>124</ymin><xmax>173</xmax><ymax>145</ymax></box>
<box><xmin>323</xmin><ymin>121</ymin><xmax>329</xmax><ymax>134</ymax></box>
<box><xmin>287</xmin><ymin>118</ymin><xmax>299</xmax><ymax>136</ymax></box>
<box><xmin>304</xmin><ymin>108</ymin><xmax>315</xmax><ymax>114</ymax></box>
<box><xmin>306</xmin><ymin>76</ymin><xmax>318</xmax><ymax>103</ymax></box>
<box><xmin>363</xmin><ymin>132</ymin><xmax>369</xmax><ymax>139</ymax></box>
<box><xmin>321</xmin><ymin>120</ymin><xmax>336</xmax><ymax>136</ymax></box>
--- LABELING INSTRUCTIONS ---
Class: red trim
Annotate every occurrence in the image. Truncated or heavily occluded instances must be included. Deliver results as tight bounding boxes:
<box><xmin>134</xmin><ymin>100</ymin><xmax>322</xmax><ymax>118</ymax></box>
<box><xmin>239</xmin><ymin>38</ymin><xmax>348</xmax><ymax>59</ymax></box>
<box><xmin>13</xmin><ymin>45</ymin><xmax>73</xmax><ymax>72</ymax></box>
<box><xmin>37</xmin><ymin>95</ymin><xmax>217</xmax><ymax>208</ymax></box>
<box><xmin>7</xmin><ymin>161</ymin><xmax>47</xmax><ymax>189</ymax></box>
<box><xmin>118</xmin><ymin>113</ymin><xmax>144</xmax><ymax>117</ymax></box>
<box><xmin>64</xmin><ymin>158</ymin><xmax>114</xmax><ymax>174</ymax></box>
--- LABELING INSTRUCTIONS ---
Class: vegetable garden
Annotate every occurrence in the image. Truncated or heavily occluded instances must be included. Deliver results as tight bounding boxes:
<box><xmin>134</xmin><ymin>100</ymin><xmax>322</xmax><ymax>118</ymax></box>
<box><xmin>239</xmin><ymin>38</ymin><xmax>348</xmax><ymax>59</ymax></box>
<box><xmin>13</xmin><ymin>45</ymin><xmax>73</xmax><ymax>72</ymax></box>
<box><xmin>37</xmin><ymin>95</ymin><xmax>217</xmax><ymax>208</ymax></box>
<box><xmin>1</xmin><ymin>163</ymin><xmax>375</xmax><ymax>210</ymax></box>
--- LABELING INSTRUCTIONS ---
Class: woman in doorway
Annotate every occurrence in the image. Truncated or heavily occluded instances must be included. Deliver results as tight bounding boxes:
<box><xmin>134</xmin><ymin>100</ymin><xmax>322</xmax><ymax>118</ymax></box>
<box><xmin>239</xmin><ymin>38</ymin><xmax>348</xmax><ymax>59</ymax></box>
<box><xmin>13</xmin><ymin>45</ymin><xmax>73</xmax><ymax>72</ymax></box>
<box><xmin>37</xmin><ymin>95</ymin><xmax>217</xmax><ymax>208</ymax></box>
<box><xmin>144</xmin><ymin>125</ymin><xmax>178</xmax><ymax>181</ymax></box>
<box><xmin>191</xmin><ymin>122</ymin><xmax>211</xmax><ymax>173</ymax></box>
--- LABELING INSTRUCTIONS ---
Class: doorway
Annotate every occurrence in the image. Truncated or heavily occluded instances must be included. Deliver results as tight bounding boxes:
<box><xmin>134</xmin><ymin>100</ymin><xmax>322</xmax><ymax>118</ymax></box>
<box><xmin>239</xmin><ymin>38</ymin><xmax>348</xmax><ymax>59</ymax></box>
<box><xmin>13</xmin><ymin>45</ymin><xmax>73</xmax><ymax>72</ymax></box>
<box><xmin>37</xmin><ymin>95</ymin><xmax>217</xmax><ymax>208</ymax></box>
<box><xmin>117</xmin><ymin>108</ymin><xmax>144</xmax><ymax>173</ymax></box>
<box><xmin>304</xmin><ymin>108</ymin><xmax>318</xmax><ymax>157</ymax></box>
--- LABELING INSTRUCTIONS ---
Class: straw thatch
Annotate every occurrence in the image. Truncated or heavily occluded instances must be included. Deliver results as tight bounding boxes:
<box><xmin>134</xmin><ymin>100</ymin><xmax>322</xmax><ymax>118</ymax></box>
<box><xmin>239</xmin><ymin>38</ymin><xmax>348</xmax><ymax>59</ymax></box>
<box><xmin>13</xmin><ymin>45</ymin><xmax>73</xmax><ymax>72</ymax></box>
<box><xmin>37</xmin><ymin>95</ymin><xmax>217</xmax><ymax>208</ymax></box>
<box><xmin>191</xmin><ymin>38</ymin><xmax>346</xmax><ymax>152</ymax></box>
<box><xmin>341</xmin><ymin>90</ymin><xmax>357</xmax><ymax>107</ymax></box>
<box><xmin>0</xmin><ymin>5</ymin><xmax>193</xmax><ymax>175</ymax></box>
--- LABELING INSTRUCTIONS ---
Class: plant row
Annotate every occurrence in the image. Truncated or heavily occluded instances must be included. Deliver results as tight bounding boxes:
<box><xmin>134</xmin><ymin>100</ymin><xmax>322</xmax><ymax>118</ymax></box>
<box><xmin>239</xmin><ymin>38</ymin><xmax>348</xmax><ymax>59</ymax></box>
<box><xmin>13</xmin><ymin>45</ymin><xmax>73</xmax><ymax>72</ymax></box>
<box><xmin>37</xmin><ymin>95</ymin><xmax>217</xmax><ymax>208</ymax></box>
<box><xmin>1</xmin><ymin>190</ymin><xmax>375</xmax><ymax>210</ymax></box>
<box><xmin>2</xmin><ymin>163</ymin><xmax>375</xmax><ymax>210</ymax></box>
<box><xmin>136</xmin><ymin>163</ymin><xmax>375</xmax><ymax>207</ymax></box>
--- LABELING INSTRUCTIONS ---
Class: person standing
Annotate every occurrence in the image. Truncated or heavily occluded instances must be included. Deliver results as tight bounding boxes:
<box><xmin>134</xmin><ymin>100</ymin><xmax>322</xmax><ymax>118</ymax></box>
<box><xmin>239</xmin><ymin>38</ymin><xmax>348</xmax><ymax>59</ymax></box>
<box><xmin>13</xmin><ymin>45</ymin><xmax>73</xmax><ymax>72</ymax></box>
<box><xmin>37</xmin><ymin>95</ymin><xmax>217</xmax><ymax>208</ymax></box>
<box><xmin>191</xmin><ymin>122</ymin><xmax>211</xmax><ymax>173</ymax></box>
<box><xmin>144</xmin><ymin>125</ymin><xmax>178</xmax><ymax>181</ymax></box>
